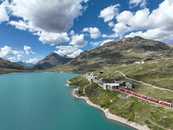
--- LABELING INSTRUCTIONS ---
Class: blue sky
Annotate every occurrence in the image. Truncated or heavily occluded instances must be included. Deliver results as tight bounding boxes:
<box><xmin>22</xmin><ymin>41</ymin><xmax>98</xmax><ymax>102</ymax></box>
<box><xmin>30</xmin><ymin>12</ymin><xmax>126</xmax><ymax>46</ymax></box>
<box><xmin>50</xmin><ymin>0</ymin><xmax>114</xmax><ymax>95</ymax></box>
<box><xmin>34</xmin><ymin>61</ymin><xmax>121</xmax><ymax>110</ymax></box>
<box><xmin>0</xmin><ymin>0</ymin><xmax>172</xmax><ymax>64</ymax></box>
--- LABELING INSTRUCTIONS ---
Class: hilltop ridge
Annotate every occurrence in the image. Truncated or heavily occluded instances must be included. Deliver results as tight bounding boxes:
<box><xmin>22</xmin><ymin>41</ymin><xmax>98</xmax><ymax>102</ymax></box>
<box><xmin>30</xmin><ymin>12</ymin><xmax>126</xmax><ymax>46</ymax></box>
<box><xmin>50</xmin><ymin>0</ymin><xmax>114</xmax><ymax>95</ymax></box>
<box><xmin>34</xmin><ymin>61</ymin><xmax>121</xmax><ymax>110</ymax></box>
<box><xmin>57</xmin><ymin>36</ymin><xmax>173</xmax><ymax>72</ymax></box>
<box><xmin>0</xmin><ymin>58</ymin><xmax>25</xmax><ymax>74</ymax></box>
<box><xmin>34</xmin><ymin>52</ymin><xmax>72</xmax><ymax>69</ymax></box>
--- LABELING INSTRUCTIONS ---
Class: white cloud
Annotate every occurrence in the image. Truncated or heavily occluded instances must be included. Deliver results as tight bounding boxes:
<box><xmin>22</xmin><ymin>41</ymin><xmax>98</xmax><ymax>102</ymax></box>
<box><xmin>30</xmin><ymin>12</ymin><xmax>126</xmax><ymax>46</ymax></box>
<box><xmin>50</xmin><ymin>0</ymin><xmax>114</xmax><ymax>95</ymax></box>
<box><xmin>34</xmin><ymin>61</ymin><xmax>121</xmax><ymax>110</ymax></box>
<box><xmin>88</xmin><ymin>39</ymin><xmax>116</xmax><ymax>48</ymax></box>
<box><xmin>114</xmin><ymin>8</ymin><xmax>150</xmax><ymax>35</ymax></box>
<box><xmin>113</xmin><ymin>22</ymin><xmax>130</xmax><ymax>35</ymax></box>
<box><xmin>7</xmin><ymin>0</ymin><xmax>87</xmax><ymax>33</ymax></box>
<box><xmin>25</xmin><ymin>57</ymin><xmax>41</xmax><ymax>64</ymax></box>
<box><xmin>114</xmin><ymin>0</ymin><xmax>173</xmax><ymax>42</ymax></box>
<box><xmin>83</xmin><ymin>27</ymin><xmax>101</xmax><ymax>39</ymax></box>
<box><xmin>9</xmin><ymin>20</ymin><xmax>71</xmax><ymax>45</ymax></box>
<box><xmin>0</xmin><ymin>46</ymin><xmax>18</xmax><ymax>58</ymax></box>
<box><xmin>37</xmin><ymin>32</ymin><xmax>70</xmax><ymax>45</ymax></box>
<box><xmin>9</xmin><ymin>21</ymin><xmax>70</xmax><ymax>44</ymax></box>
<box><xmin>0</xmin><ymin>1</ymin><xmax>9</xmax><ymax>22</ymax></box>
<box><xmin>125</xmin><ymin>28</ymin><xmax>173</xmax><ymax>42</ymax></box>
<box><xmin>129</xmin><ymin>0</ymin><xmax>147</xmax><ymax>7</ymax></box>
<box><xmin>9</xmin><ymin>20</ymin><xmax>72</xmax><ymax>51</ymax></box>
<box><xmin>148</xmin><ymin>0</ymin><xmax>173</xmax><ymax>29</ymax></box>
<box><xmin>99</xmin><ymin>4</ymin><xmax>119</xmax><ymax>22</ymax></box>
<box><xmin>108</xmin><ymin>21</ymin><xmax>114</xmax><ymax>27</ymax></box>
<box><xmin>69</xmin><ymin>30</ymin><xmax>75</xmax><ymax>36</ymax></box>
<box><xmin>116</xmin><ymin>10</ymin><xmax>133</xmax><ymax>24</ymax></box>
<box><xmin>9</xmin><ymin>20</ymin><xmax>34</xmax><ymax>31</ymax></box>
<box><xmin>0</xmin><ymin>45</ymin><xmax>23</xmax><ymax>62</ymax></box>
<box><xmin>70</xmin><ymin>34</ymin><xmax>85</xmax><ymax>47</ymax></box>
<box><xmin>129</xmin><ymin>8</ymin><xmax>150</xmax><ymax>28</ymax></box>
<box><xmin>102</xmin><ymin>33</ymin><xmax>118</xmax><ymax>39</ymax></box>
<box><xmin>100</xmin><ymin>39</ymin><xmax>115</xmax><ymax>46</ymax></box>
<box><xmin>55</xmin><ymin>46</ymin><xmax>83</xmax><ymax>58</ymax></box>
<box><xmin>0</xmin><ymin>45</ymin><xmax>39</xmax><ymax>63</ymax></box>
<box><xmin>0</xmin><ymin>0</ymin><xmax>88</xmax><ymax>45</ymax></box>
<box><xmin>24</xmin><ymin>45</ymin><xmax>33</xmax><ymax>55</ymax></box>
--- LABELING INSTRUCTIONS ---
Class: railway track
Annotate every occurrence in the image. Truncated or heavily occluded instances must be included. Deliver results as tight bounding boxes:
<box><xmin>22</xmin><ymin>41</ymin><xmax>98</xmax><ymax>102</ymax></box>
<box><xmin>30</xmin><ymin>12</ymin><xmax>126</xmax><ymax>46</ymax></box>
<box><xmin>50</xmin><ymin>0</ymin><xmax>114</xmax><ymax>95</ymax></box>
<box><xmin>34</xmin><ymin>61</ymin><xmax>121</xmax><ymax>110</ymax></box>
<box><xmin>113</xmin><ymin>88</ymin><xmax>173</xmax><ymax>109</ymax></box>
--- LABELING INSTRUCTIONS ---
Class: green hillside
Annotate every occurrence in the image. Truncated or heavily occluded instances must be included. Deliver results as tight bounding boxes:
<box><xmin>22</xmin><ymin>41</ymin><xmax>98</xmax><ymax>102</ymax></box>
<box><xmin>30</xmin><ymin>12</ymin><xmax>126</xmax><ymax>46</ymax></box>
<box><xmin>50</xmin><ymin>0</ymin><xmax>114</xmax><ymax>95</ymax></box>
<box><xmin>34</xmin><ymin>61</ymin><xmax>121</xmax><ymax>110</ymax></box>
<box><xmin>69</xmin><ymin>74</ymin><xmax>173</xmax><ymax>130</ymax></box>
<box><xmin>51</xmin><ymin>37</ymin><xmax>173</xmax><ymax>73</ymax></box>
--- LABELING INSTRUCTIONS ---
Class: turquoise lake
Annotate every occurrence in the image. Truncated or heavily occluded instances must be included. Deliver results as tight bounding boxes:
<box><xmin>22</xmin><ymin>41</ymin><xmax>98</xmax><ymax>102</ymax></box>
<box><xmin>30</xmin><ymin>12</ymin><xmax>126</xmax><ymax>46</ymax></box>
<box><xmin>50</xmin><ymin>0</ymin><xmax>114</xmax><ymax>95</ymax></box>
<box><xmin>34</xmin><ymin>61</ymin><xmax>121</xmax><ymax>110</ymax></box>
<box><xmin>0</xmin><ymin>72</ymin><xmax>134</xmax><ymax>130</ymax></box>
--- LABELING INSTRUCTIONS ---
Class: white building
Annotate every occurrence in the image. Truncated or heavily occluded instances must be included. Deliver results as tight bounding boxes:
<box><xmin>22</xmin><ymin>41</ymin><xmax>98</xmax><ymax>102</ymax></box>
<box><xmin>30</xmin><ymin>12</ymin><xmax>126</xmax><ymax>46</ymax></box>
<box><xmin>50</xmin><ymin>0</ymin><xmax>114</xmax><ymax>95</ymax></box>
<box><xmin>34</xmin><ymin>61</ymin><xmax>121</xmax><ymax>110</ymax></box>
<box><xmin>134</xmin><ymin>61</ymin><xmax>145</xmax><ymax>64</ymax></box>
<box><xmin>102</xmin><ymin>82</ymin><xmax>120</xmax><ymax>90</ymax></box>
<box><xmin>88</xmin><ymin>72</ymin><xmax>133</xmax><ymax>90</ymax></box>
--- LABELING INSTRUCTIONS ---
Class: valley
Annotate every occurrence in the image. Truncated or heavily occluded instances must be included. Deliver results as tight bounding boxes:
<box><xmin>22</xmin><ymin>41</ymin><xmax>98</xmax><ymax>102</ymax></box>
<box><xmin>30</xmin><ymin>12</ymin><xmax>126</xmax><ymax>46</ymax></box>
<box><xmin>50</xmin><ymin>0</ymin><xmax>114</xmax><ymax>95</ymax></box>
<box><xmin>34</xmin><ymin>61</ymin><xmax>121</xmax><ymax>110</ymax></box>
<box><xmin>1</xmin><ymin>37</ymin><xmax>173</xmax><ymax>130</ymax></box>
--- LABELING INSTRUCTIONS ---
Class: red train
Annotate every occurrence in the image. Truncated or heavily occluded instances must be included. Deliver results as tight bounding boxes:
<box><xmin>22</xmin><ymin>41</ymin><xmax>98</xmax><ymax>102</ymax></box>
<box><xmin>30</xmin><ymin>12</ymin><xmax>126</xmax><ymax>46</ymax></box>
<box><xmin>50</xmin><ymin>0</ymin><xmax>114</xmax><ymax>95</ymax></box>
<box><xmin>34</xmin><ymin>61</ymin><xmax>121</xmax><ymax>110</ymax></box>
<box><xmin>159</xmin><ymin>101</ymin><xmax>172</xmax><ymax>107</ymax></box>
<box><xmin>113</xmin><ymin>88</ymin><xmax>173</xmax><ymax>108</ymax></box>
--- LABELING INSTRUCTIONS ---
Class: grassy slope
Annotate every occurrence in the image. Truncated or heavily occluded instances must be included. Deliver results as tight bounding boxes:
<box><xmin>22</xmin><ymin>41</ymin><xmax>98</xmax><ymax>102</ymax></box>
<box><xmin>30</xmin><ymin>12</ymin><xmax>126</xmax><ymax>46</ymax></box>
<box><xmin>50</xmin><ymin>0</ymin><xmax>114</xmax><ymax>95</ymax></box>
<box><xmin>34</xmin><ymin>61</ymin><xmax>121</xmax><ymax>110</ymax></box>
<box><xmin>86</xmin><ymin>58</ymin><xmax>173</xmax><ymax>102</ymax></box>
<box><xmin>69</xmin><ymin>76</ymin><xmax>173</xmax><ymax>130</ymax></box>
<box><xmin>55</xmin><ymin>57</ymin><xmax>173</xmax><ymax>130</ymax></box>
<box><xmin>99</xmin><ymin>58</ymin><xmax>173</xmax><ymax>90</ymax></box>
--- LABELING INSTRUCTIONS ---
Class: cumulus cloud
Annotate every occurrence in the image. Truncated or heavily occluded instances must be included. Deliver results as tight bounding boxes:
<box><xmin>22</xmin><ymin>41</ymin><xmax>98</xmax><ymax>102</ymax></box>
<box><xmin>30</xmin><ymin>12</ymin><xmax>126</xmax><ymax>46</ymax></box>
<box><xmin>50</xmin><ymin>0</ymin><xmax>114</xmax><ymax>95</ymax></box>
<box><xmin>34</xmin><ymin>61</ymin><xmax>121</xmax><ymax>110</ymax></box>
<box><xmin>37</xmin><ymin>32</ymin><xmax>70</xmax><ymax>45</ymax></box>
<box><xmin>55</xmin><ymin>46</ymin><xmax>83</xmax><ymax>58</ymax></box>
<box><xmin>24</xmin><ymin>45</ymin><xmax>33</xmax><ymax>55</ymax></box>
<box><xmin>9</xmin><ymin>20</ymin><xmax>71</xmax><ymax>44</ymax></box>
<box><xmin>70</xmin><ymin>34</ymin><xmax>85</xmax><ymax>47</ymax></box>
<box><xmin>125</xmin><ymin>28</ymin><xmax>173</xmax><ymax>42</ymax></box>
<box><xmin>98</xmin><ymin>4</ymin><xmax>120</xmax><ymax>38</ymax></box>
<box><xmin>7</xmin><ymin>0</ymin><xmax>87</xmax><ymax>33</ymax></box>
<box><xmin>69</xmin><ymin>30</ymin><xmax>75</xmax><ymax>36</ymax></box>
<box><xmin>0</xmin><ymin>0</ymin><xmax>90</xmax><ymax>59</ymax></box>
<box><xmin>102</xmin><ymin>33</ymin><xmax>117</xmax><ymax>39</ymax></box>
<box><xmin>116</xmin><ymin>11</ymin><xmax>133</xmax><ymax>24</ymax></box>
<box><xmin>0</xmin><ymin>45</ymin><xmax>23</xmax><ymax>62</ymax></box>
<box><xmin>83</xmin><ymin>27</ymin><xmax>101</xmax><ymax>39</ymax></box>
<box><xmin>0</xmin><ymin>45</ymin><xmax>39</xmax><ymax>63</ymax></box>
<box><xmin>88</xmin><ymin>39</ymin><xmax>116</xmax><ymax>48</ymax></box>
<box><xmin>114</xmin><ymin>0</ymin><xmax>173</xmax><ymax>42</ymax></box>
<box><xmin>0</xmin><ymin>1</ymin><xmax>9</xmax><ymax>22</ymax></box>
<box><xmin>114</xmin><ymin>8</ymin><xmax>150</xmax><ymax>36</ymax></box>
<box><xmin>9</xmin><ymin>20</ymin><xmax>71</xmax><ymax>45</ymax></box>
<box><xmin>99</xmin><ymin>4</ymin><xmax>119</xmax><ymax>22</ymax></box>
<box><xmin>113</xmin><ymin>22</ymin><xmax>130</xmax><ymax>35</ymax></box>
<box><xmin>25</xmin><ymin>57</ymin><xmax>41</xmax><ymax>64</ymax></box>
<box><xmin>0</xmin><ymin>0</ymin><xmax>88</xmax><ymax>45</ymax></box>
<box><xmin>129</xmin><ymin>0</ymin><xmax>147</xmax><ymax>7</ymax></box>
<box><xmin>108</xmin><ymin>21</ymin><xmax>114</xmax><ymax>27</ymax></box>
<box><xmin>9</xmin><ymin>20</ymin><xmax>34</xmax><ymax>31</ymax></box>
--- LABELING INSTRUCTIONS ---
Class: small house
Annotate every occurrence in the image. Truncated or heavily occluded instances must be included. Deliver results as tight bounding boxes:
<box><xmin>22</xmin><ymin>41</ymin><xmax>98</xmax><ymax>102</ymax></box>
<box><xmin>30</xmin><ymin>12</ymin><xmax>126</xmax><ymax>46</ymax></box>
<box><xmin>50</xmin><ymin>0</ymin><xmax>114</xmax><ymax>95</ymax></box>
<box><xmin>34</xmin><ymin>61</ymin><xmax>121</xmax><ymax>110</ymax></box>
<box><xmin>102</xmin><ymin>82</ymin><xmax>120</xmax><ymax>90</ymax></box>
<box><xmin>119</xmin><ymin>81</ymin><xmax>133</xmax><ymax>89</ymax></box>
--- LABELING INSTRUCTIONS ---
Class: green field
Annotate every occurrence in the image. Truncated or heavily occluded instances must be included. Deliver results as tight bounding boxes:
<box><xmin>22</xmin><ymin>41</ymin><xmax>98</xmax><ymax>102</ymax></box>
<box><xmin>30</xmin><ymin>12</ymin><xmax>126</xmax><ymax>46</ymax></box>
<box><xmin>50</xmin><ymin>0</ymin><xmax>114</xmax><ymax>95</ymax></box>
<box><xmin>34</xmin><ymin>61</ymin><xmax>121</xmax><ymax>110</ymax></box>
<box><xmin>96</xmin><ymin>58</ymin><xmax>173</xmax><ymax>90</ymax></box>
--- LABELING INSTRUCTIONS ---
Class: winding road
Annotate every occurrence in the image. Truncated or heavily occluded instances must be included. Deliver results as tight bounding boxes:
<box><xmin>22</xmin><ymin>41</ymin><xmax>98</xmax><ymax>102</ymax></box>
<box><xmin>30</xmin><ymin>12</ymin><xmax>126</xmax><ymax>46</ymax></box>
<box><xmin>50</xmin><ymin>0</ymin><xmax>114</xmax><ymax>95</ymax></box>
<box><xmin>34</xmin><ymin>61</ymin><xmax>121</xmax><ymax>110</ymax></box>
<box><xmin>115</xmin><ymin>71</ymin><xmax>173</xmax><ymax>93</ymax></box>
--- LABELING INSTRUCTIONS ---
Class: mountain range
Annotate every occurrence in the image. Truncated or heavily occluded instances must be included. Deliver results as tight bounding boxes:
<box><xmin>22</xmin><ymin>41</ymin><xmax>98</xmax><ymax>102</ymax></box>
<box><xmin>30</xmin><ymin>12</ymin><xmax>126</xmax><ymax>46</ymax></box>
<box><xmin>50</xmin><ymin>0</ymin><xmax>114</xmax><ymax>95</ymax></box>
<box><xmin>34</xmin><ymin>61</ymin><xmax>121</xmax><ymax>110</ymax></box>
<box><xmin>34</xmin><ymin>53</ymin><xmax>72</xmax><ymax>69</ymax></box>
<box><xmin>50</xmin><ymin>36</ymin><xmax>173</xmax><ymax>72</ymax></box>
<box><xmin>1</xmin><ymin>36</ymin><xmax>172</xmax><ymax>74</ymax></box>
<box><xmin>0</xmin><ymin>58</ymin><xmax>25</xmax><ymax>74</ymax></box>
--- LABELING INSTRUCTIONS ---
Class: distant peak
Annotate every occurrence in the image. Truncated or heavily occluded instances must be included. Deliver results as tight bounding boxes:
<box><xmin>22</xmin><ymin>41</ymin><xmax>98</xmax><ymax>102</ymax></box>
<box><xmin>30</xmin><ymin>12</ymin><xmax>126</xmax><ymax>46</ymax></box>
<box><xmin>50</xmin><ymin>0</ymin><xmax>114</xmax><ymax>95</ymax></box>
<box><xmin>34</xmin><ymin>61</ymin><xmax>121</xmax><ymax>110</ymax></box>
<box><xmin>48</xmin><ymin>52</ymin><xmax>67</xmax><ymax>58</ymax></box>
<box><xmin>49</xmin><ymin>52</ymin><xmax>59</xmax><ymax>56</ymax></box>
<box><xmin>124</xmin><ymin>36</ymin><xmax>145</xmax><ymax>41</ymax></box>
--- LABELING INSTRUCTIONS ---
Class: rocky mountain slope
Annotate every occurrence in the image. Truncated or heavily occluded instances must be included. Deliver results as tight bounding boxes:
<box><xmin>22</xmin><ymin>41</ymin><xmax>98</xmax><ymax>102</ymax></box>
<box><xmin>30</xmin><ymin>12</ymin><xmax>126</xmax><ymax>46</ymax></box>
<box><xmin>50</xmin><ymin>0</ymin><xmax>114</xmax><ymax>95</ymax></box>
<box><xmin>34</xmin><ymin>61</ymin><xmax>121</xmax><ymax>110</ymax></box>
<box><xmin>0</xmin><ymin>58</ymin><xmax>24</xmax><ymax>69</ymax></box>
<box><xmin>66</xmin><ymin>36</ymin><xmax>172</xmax><ymax>72</ymax></box>
<box><xmin>34</xmin><ymin>53</ymin><xmax>72</xmax><ymax>69</ymax></box>
<box><xmin>0</xmin><ymin>58</ymin><xmax>25</xmax><ymax>74</ymax></box>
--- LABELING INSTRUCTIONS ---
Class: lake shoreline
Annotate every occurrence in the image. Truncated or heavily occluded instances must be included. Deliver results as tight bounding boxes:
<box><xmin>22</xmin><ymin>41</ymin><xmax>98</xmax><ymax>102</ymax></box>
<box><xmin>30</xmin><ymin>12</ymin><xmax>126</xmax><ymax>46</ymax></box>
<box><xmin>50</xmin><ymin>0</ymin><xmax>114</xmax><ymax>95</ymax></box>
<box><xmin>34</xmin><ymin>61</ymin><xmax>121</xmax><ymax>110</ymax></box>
<box><xmin>71</xmin><ymin>87</ymin><xmax>150</xmax><ymax>130</ymax></box>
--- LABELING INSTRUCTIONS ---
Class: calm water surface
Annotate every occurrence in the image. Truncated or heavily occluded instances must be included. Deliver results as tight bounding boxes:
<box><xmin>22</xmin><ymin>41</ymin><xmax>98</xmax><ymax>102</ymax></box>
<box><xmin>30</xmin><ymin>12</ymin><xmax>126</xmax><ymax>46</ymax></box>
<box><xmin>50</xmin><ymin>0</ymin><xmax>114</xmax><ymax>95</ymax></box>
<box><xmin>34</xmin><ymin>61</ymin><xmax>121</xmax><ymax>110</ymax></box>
<box><xmin>0</xmin><ymin>72</ymin><xmax>134</xmax><ymax>130</ymax></box>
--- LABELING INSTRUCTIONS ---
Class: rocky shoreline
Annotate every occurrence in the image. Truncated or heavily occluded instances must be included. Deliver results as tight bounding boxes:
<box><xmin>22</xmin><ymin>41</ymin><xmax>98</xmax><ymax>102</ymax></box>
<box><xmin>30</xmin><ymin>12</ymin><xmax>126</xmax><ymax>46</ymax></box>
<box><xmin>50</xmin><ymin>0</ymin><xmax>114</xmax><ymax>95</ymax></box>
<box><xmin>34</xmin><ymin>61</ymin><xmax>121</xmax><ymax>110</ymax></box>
<box><xmin>71</xmin><ymin>88</ymin><xmax>150</xmax><ymax>130</ymax></box>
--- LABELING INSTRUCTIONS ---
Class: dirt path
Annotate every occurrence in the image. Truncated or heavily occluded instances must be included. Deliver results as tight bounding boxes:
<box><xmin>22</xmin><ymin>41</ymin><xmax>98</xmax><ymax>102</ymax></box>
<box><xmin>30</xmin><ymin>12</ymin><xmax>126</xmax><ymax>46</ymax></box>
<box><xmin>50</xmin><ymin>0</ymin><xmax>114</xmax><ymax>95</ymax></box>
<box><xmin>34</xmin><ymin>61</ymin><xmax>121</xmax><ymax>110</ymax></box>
<box><xmin>115</xmin><ymin>71</ymin><xmax>173</xmax><ymax>93</ymax></box>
